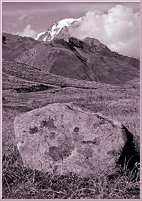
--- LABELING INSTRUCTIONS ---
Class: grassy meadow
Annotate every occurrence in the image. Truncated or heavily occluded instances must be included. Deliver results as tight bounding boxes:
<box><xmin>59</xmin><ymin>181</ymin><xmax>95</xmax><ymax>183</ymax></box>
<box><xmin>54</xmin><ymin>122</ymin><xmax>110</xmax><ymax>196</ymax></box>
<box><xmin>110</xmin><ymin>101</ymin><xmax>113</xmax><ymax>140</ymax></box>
<box><xmin>2</xmin><ymin>71</ymin><xmax>140</xmax><ymax>199</ymax></box>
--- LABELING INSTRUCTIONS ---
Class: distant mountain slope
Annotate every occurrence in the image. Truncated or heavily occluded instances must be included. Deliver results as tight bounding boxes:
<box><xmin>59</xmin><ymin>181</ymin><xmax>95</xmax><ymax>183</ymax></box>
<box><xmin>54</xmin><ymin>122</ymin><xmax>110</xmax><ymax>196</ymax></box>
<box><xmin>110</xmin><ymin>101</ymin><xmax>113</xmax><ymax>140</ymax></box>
<box><xmin>2</xmin><ymin>33</ymin><xmax>40</xmax><ymax>61</ymax></box>
<box><xmin>2</xmin><ymin>33</ymin><xmax>140</xmax><ymax>85</ymax></box>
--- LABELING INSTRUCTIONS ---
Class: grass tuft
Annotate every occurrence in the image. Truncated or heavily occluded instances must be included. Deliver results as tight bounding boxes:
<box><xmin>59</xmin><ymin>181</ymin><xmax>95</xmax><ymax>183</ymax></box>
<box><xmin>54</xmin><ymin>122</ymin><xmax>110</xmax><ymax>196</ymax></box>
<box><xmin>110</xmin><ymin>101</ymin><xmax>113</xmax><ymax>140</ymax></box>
<box><xmin>2</xmin><ymin>145</ymin><xmax>140</xmax><ymax>199</ymax></box>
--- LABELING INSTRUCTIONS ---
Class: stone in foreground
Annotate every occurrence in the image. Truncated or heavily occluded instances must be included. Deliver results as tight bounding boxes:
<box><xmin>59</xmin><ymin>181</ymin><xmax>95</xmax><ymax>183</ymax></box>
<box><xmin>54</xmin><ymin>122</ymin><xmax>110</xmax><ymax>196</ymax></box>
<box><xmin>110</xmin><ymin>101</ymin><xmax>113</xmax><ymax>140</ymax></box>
<box><xmin>14</xmin><ymin>102</ymin><xmax>133</xmax><ymax>177</ymax></box>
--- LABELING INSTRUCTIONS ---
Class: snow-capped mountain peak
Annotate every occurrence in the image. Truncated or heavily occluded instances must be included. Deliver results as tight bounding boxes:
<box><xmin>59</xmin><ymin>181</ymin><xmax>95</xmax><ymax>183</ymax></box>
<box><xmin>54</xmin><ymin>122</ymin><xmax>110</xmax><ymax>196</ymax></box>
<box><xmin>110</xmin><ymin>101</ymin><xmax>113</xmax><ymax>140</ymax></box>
<box><xmin>36</xmin><ymin>17</ymin><xmax>83</xmax><ymax>42</ymax></box>
<box><xmin>36</xmin><ymin>31</ymin><xmax>46</xmax><ymax>39</ymax></box>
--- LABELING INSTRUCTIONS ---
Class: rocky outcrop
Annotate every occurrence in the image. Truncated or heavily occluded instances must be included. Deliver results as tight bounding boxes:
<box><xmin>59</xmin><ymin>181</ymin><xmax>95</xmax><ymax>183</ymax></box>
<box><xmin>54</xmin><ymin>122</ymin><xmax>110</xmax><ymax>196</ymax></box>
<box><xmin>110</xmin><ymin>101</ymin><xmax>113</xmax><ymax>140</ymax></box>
<box><xmin>14</xmin><ymin>102</ymin><xmax>138</xmax><ymax>177</ymax></box>
<box><xmin>2</xmin><ymin>33</ymin><xmax>39</xmax><ymax>61</ymax></box>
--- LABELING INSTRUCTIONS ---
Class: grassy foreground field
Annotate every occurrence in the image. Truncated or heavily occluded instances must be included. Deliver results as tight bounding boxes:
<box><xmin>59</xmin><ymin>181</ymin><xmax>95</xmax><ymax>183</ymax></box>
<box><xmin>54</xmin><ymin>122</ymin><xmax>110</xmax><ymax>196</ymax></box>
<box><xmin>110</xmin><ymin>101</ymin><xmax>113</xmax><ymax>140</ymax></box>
<box><xmin>2</xmin><ymin>76</ymin><xmax>140</xmax><ymax>199</ymax></box>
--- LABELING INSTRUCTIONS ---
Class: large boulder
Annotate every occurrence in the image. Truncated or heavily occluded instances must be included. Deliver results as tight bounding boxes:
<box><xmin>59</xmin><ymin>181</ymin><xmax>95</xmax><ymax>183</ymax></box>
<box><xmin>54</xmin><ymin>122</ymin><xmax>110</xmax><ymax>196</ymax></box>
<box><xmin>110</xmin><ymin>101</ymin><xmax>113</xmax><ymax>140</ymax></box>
<box><xmin>14</xmin><ymin>102</ymin><xmax>137</xmax><ymax>177</ymax></box>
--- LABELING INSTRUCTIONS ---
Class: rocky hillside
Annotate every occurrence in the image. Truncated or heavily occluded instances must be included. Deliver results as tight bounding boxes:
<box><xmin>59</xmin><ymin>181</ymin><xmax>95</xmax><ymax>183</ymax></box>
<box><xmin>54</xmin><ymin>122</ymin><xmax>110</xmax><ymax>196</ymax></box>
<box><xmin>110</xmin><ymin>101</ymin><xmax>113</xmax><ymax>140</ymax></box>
<box><xmin>2</xmin><ymin>33</ymin><xmax>40</xmax><ymax>61</ymax></box>
<box><xmin>2</xmin><ymin>33</ymin><xmax>140</xmax><ymax>85</ymax></box>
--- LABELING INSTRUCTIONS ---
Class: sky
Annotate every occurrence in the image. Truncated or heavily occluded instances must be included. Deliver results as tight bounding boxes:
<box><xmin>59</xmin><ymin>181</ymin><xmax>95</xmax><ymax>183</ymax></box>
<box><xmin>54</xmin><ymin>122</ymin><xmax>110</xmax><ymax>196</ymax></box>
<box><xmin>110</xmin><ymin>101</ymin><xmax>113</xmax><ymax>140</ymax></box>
<box><xmin>2</xmin><ymin>2</ymin><xmax>140</xmax><ymax>58</ymax></box>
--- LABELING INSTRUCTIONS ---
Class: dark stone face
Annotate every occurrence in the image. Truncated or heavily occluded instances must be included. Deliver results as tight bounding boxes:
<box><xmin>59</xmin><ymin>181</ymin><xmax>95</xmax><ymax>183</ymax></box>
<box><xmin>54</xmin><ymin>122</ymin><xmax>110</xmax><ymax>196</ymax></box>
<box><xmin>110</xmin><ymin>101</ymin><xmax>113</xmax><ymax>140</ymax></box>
<box><xmin>74</xmin><ymin>127</ymin><xmax>79</xmax><ymax>132</ymax></box>
<box><xmin>40</xmin><ymin>117</ymin><xmax>56</xmax><ymax>129</ymax></box>
<box><xmin>117</xmin><ymin>127</ymin><xmax>140</xmax><ymax>170</ymax></box>
<box><xmin>68</xmin><ymin>37</ymin><xmax>84</xmax><ymax>49</ymax></box>
<box><xmin>29</xmin><ymin>126</ymin><xmax>38</xmax><ymax>134</ymax></box>
<box><xmin>49</xmin><ymin>140</ymin><xmax>75</xmax><ymax>161</ymax></box>
<box><xmin>49</xmin><ymin>146</ymin><xmax>63</xmax><ymax>161</ymax></box>
<box><xmin>2</xmin><ymin>35</ymin><xmax>6</xmax><ymax>44</ymax></box>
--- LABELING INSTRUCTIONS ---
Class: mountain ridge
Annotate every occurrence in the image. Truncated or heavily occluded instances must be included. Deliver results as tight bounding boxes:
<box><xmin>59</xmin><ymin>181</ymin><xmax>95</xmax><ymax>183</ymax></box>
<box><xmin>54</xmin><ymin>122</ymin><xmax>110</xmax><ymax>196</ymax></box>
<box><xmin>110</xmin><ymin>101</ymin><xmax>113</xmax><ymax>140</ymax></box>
<box><xmin>2</xmin><ymin>32</ymin><xmax>140</xmax><ymax>85</ymax></box>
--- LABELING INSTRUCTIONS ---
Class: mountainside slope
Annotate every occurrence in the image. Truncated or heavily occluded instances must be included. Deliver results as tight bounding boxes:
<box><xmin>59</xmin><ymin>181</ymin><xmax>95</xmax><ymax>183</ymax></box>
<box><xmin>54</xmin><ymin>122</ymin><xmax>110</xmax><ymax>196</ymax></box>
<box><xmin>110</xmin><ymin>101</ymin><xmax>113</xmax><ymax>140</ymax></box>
<box><xmin>2</xmin><ymin>33</ymin><xmax>40</xmax><ymax>61</ymax></box>
<box><xmin>2</xmin><ymin>33</ymin><xmax>140</xmax><ymax>85</ymax></box>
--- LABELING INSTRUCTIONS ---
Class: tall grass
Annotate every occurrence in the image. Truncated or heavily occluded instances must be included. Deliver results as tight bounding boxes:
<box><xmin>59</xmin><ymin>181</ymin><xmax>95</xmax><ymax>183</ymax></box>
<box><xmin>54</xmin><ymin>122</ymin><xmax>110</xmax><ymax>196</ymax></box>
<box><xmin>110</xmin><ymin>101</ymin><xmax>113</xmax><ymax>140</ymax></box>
<box><xmin>2</xmin><ymin>80</ymin><xmax>140</xmax><ymax>199</ymax></box>
<box><xmin>2</xmin><ymin>144</ymin><xmax>140</xmax><ymax>199</ymax></box>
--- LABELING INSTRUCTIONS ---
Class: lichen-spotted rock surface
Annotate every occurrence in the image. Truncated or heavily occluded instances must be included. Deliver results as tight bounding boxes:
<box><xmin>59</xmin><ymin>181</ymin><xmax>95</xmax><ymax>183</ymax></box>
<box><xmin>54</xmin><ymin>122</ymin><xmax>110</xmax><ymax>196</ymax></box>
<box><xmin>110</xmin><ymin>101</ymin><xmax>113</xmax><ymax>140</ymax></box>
<box><xmin>14</xmin><ymin>102</ymin><xmax>133</xmax><ymax>177</ymax></box>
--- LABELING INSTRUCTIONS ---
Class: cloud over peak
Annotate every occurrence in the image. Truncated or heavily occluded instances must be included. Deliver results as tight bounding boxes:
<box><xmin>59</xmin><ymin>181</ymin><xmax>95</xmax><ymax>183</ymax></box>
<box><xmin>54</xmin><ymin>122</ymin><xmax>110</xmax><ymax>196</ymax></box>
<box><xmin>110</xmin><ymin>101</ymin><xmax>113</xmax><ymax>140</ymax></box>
<box><xmin>10</xmin><ymin>4</ymin><xmax>139</xmax><ymax>58</ymax></box>
<box><xmin>16</xmin><ymin>24</ymin><xmax>37</xmax><ymax>38</ymax></box>
<box><xmin>69</xmin><ymin>4</ymin><xmax>140</xmax><ymax>58</ymax></box>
